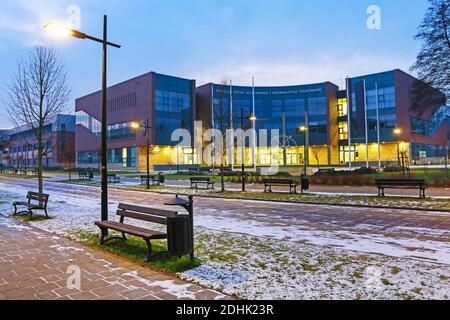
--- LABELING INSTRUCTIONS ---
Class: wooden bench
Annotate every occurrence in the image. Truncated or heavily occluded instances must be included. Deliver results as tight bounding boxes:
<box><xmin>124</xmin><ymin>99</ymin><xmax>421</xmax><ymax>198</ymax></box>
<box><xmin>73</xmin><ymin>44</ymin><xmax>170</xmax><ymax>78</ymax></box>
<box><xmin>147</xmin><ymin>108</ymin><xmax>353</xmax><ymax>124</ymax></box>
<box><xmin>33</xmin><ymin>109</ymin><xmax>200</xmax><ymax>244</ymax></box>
<box><xmin>13</xmin><ymin>191</ymin><xmax>50</xmax><ymax>219</ymax></box>
<box><xmin>140</xmin><ymin>174</ymin><xmax>164</xmax><ymax>186</ymax></box>
<box><xmin>263</xmin><ymin>179</ymin><xmax>299</xmax><ymax>194</ymax></box>
<box><xmin>31</xmin><ymin>169</ymin><xmax>38</xmax><ymax>177</ymax></box>
<box><xmin>376</xmin><ymin>179</ymin><xmax>427</xmax><ymax>199</ymax></box>
<box><xmin>79</xmin><ymin>172</ymin><xmax>93</xmax><ymax>180</ymax></box>
<box><xmin>19</xmin><ymin>169</ymin><xmax>27</xmax><ymax>175</ymax></box>
<box><xmin>9</xmin><ymin>168</ymin><xmax>18</xmax><ymax>174</ymax></box>
<box><xmin>199</xmin><ymin>168</ymin><xmax>212</xmax><ymax>175</ymax></box>
<box><xmin>95</xmin><ymin>203</ymin><xmax>178</xmax><ymax>262</ymax></box>
<box><xmin>107</xmin><ymin>174</ymin><xmax>121</xmax><ymax>183</ymax></box>
<box><xmin>190</xmin><ymin>177</ymin><xmax>215</xmax><ymax>189</ymax></box>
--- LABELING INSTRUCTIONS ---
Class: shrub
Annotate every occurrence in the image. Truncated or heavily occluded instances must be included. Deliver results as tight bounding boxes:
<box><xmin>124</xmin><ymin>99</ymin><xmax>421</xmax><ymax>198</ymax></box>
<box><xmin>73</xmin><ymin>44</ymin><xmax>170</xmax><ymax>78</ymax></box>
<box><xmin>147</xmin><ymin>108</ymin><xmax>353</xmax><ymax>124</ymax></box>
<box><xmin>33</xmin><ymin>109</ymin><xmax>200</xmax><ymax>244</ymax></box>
<box><xmin>383</xmin><ymin>166</ymin><xmax>404</xmax><ymax>173</ymax></box>
<box><xmin>353</xmin><ymin>167</ymin><xmax>377</xmax><ymax>175</ymax></box>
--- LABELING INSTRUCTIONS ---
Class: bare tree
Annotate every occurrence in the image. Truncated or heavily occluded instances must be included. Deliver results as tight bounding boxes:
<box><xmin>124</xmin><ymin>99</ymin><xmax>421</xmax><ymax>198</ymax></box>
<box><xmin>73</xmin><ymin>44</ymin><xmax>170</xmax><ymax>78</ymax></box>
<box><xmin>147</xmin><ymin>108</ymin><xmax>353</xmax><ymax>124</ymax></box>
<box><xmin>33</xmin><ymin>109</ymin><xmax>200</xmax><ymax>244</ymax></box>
<box><xmin>310</xmin><ymin>145</ymin><xmax>322</xmax><ymax>170</ymax></box>
<box><xmin>214</xmin><ymin>78</ymin><xmax>231</xmax><ymax>192</ymax></box>
<box><xmin>6</xmin><ymin>46</ymin><xmax>70</xmax><ymax>194</ymax></box>
<box><xmin>410</xmin><ymin>0</ymin><xmax>449</xmax><ymax>114</ymax></box>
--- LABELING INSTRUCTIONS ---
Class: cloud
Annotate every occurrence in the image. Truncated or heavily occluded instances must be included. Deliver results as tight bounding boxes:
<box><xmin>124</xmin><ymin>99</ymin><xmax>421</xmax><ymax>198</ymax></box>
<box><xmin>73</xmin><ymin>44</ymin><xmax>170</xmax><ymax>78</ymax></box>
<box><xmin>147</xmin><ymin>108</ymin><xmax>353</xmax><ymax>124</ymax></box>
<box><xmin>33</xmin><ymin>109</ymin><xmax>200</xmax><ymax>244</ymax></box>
<box><xmin>189</xmin><ymin>53</ymin><xmax>417</xmax><ymax>88</ymax></box>
<box><xmin>0</xmin><ymin>0</ymin><xmax>69</xmax><ymax>45</ymax></box>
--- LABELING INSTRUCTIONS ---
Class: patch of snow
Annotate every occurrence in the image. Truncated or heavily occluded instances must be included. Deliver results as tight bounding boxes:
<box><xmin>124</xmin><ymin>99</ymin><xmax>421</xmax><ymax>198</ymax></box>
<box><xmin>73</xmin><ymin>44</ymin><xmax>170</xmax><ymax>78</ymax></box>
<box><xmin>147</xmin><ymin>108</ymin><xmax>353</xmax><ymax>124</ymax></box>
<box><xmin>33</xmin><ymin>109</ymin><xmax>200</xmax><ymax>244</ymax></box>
<box><xmin>123</xmin><ymin>271</ymin><xmax>198</xmax><ymax>300</ymax></box>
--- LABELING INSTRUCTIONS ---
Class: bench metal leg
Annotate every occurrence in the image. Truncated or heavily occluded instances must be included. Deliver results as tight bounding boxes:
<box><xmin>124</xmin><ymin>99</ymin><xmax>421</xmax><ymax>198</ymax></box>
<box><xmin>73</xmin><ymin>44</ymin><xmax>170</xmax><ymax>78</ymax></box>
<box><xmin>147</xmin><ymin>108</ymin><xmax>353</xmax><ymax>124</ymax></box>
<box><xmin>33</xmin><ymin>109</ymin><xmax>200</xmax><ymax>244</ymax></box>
<box><xmin>28</xmin><ymin>208</ymin><xmax>33</xmax><ymax>220</ymax></box>
<box><xmin>420</xmin><ymin>188</ymin><xmax>426</xmax><ymax>199</ymax></box>
<box><xmin>13</xmin><ymin>204</ymin><xmax>17</xmax><ymax>215</ymax></box>
<box><xmin>44</xmin><ymin>208</ymin><xmax>49</xmax><ymax>218</ymax></box>
<box><xmin>144</xmin><ymin>239</ymin><xmax>152</xmax><ymax>262</ymax></box>
<box><xmin>98</xmin><ymin>227</ymin><xmax>108</xmax><ymax>245</ymax></box>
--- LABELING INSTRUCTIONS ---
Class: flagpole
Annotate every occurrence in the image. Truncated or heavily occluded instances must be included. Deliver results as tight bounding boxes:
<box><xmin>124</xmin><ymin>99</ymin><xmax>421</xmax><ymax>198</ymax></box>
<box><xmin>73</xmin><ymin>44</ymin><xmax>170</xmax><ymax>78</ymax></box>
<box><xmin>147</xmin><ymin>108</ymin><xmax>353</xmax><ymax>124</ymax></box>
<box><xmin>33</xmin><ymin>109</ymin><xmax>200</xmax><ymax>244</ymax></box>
<box><xmin>363</xmin><ymin>79</ymin><xmax>369</xmax><ymax>168</ymax></box>
<box><xmin>375</xmin><ymin>82</ymin><xmax>381</xmax><ymax>171</ymax></box>
<box><xmin>211</xmin><ymin>84</ymin><xmax>215</xmax><ymax>172</ymax></box>
<box><xmin>230</xmin><ymin>80</ymin><xmax>234</xmax><ymax>171</ymax></box>
<box><xmin>346</xmin><ymin>77</ymin><xmax>352</xmax><ymax>170</ymax></box>
<box><xmin>252</xmin><ymin>76</ymin><xmax>256</xmax><ymax>171</ymax></box>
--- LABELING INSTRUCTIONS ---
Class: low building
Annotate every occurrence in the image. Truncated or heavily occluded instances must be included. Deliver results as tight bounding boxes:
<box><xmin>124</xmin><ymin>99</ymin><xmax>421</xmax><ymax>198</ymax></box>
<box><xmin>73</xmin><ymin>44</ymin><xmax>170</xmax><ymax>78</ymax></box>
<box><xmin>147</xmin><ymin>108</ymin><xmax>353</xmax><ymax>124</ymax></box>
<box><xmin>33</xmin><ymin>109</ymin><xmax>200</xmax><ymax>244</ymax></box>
<box><xmin>4</xmin><ymin>115</ymin><xmax>75</xmax><ymax>169</ymax></box>
<box><xmin>0</xmin><ymin>129</ymin><xmax>9</xmax><ymax>167</ymax></box>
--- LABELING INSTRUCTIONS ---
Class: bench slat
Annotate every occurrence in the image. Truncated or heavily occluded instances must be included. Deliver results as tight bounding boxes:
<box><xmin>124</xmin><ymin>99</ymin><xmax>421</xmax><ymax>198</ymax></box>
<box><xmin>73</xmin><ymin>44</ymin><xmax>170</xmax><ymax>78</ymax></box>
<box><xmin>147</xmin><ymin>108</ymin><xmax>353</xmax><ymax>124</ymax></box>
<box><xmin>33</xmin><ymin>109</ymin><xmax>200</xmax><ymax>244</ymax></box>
<box><xmin>95</xmin><ymin>221</ymin><xmax>167</xmax><ymax>239</ymax></box>
<box><xmin>117</xmin><ymin>209</ymin><xmax>170</xmax><ymax>225</ymax></box>
<box><xmin>118</xmin><ymin>203</ymin><xmax>177</xmax><ymax>218</ymax></box>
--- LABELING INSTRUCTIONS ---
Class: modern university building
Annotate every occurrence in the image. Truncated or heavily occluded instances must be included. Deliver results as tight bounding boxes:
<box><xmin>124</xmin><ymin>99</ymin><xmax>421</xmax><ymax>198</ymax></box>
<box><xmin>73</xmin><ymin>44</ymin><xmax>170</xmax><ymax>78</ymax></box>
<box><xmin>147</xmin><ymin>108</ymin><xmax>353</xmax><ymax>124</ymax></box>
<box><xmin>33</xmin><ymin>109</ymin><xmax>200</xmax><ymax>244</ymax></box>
<box><xmin>75</xmin><ymin>72</ymin><xmax>196</xmax><ymax>171</ymax></box>
<box><xmin>75</xmin><ymin>69</ymin><xmax>449</xmax><ymax>171</ymax></box>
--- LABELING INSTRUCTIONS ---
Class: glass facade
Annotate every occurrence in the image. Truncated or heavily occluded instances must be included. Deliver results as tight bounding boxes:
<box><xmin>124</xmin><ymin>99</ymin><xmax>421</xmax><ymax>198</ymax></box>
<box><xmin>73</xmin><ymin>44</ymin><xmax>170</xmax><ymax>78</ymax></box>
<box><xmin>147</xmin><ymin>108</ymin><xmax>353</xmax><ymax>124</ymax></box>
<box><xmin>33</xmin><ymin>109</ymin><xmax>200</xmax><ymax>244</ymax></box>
<box><xmin>349</xmin><ymin>71</ymin><xmax>397</xmax><ymax>145</ymax></box>
<box><xmin>76</xmin><ymin>111</ymin><xmax>135</xmax><ymax>141</ymax></box>
<box><xmin>212</xmin><ymin>84</ymin><xmax>329</xmax><ymax>147</ymax></box>
<box><xmin>77</xmin><ymin>147</ymin><xmax>136</xmax><ymax>167</ymax></box>
<box><xmin>155</xmin><ymin>74</ymin><xmax>193</xmax><ymax>145</ymax></box>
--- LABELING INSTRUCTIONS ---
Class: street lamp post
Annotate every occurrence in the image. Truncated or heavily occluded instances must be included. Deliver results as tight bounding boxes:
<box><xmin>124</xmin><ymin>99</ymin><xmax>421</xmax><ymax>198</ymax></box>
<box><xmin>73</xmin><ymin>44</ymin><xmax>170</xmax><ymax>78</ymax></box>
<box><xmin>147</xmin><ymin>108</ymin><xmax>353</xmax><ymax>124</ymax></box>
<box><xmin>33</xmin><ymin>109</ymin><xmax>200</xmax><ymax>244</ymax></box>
<box><xmin>44</xmin><ymin>16</ymin><xmax>121</xmax><ymax>222</ymax></box>
<box><xmin>249</xmin><ymin>114</ymin><xmax>257</xmax><ymax>171</ymax></box>
<box><xmin>241</xmin><ymin>108</ymin><xmax>247</xmax><ymax>192</ymax></box>
<box><xmin>394</xmin><ymin>128</ymin><xmax>402</xmax><ymax>166</ymax></box>
<box><xmin>132</xmin><ymin>119</ymin><xmax>152</xmax><ymax>189</ymax></box>
<box><xmin>299</xmin><ymin>126</ymin><xmax>309</xmax><ymax>174</ymax></box>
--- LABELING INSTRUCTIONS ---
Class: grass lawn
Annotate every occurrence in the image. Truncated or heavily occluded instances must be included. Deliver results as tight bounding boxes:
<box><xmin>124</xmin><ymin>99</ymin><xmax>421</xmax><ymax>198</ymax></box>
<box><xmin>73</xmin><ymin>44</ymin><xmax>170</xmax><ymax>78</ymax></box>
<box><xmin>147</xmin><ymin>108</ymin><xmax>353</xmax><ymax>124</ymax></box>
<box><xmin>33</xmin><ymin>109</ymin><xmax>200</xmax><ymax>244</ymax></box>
<box><xmin>12</xmin><ymin>213</ymin><xmax>54</xmax><ymax>223</ymax></box>
<box><xmin>127</xmin><ymin>173</ymin><xmax>235</xmax><ymax>183</ymax></box>
<box><xmin>0</xmin><ymin>173</ymin><xmax>37</xmax><ymax>179</ymax></box>
<box><xmin>77</xmin><ymin>232</ymin><xmax>201</xmax><ymax>273</ymax></box>
<box><xmin>124</xmin><ymin>185</ymin><xmax>450</xmax><ymax>211</ymax></box>
<box><xmin>59</xmin><ymin>177</ymin><xmax>450</xmax><ymax>211</ymax></box>
<box><xmin>59</xmin><ymin>179</ymin><xmax>101</xmax><ymax>186</ymax></box>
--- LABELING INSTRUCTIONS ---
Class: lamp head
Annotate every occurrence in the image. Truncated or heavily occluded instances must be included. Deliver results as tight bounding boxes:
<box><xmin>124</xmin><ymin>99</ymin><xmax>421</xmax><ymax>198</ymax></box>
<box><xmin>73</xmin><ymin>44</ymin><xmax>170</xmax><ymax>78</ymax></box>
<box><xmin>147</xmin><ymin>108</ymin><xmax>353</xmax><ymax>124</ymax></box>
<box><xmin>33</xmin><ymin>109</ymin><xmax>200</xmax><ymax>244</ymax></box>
<box><xmin>130</xmin><ymin>122</ymin><xmax>141</xmax><ymax>130</ymax></box>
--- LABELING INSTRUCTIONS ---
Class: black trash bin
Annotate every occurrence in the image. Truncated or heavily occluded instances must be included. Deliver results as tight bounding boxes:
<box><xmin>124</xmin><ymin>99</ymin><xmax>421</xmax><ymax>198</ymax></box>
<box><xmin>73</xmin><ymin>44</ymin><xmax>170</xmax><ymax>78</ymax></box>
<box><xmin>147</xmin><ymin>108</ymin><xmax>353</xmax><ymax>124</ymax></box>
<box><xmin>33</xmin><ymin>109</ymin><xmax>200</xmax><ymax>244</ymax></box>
<box><xmin>167</xmin><ymin>215</ymin><xmax>191</xmax><ymax>257</ymax></box>
<box><xmin>301</xmin><ymin>174</ymin><xmax>310</xmax><ymax>191</ymax></box>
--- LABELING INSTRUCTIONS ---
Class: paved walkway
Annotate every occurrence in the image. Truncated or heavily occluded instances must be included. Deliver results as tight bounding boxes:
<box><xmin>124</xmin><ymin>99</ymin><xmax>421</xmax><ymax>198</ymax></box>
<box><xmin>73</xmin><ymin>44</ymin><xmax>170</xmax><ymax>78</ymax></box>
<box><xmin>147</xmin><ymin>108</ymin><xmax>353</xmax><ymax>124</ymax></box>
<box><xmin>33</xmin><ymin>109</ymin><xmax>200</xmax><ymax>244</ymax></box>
<box><xmin>0</xmin><ymin>217</ymin><xmax>230</xmax><ymax>300</ymax></box>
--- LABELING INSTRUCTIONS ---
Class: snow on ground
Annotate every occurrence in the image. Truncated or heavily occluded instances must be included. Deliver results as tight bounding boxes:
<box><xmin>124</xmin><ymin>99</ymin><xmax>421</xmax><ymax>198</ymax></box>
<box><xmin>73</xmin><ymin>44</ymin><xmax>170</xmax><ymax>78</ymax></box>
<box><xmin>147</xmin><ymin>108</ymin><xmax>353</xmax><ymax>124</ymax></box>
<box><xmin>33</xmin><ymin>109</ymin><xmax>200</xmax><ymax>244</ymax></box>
<box><xmin>184</xmin><ymin>230</ymin><xmax>450</xmax><ymax>300</ymax></box>
<box><xmin>0</xmin><ymin>180</ymin><xmax>449</xmax><ymax>299</ymax></box>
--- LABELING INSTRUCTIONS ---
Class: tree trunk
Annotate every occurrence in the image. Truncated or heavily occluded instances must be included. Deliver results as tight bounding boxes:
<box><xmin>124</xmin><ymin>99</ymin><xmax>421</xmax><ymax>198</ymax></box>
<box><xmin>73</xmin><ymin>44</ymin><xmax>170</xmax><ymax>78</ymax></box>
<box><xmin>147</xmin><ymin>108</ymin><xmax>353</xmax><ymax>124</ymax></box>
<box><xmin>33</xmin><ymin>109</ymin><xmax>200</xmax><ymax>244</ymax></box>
<box><xmin>220</xmin><ymin>162</ymin><xmax>225</xmax><ymax>192</ymax></box>
<box><xmin>37</xmin><ymin>122</ymin><xmax>43</xmax><ymax>195</ymax></box>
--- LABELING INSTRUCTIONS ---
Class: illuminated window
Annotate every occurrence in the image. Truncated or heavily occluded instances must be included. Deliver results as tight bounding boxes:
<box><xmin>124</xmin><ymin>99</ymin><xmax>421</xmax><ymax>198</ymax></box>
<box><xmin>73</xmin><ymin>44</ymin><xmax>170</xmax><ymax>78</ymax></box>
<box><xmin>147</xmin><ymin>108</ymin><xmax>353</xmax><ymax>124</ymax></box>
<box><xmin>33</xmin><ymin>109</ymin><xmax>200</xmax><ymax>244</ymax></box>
<box><xmin>337</xmin><ymin>98</ymin><xmax>348</xmax><ymax>117</ymax></box>
<box><xmin>338</xmin><ymin>122</ymin><xmax>348</xmax><ymax>140</ymax></box>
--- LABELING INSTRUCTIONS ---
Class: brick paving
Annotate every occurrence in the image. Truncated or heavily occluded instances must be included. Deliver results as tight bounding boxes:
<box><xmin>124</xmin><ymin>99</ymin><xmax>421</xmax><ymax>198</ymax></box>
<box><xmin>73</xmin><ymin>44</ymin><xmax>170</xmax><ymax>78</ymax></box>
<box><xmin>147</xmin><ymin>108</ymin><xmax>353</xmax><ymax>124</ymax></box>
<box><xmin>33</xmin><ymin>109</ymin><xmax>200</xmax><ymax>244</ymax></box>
<box><xmin>0</xmin><ymin>218</ymin><xmax>231</xmax><ymax>300</ymax></box>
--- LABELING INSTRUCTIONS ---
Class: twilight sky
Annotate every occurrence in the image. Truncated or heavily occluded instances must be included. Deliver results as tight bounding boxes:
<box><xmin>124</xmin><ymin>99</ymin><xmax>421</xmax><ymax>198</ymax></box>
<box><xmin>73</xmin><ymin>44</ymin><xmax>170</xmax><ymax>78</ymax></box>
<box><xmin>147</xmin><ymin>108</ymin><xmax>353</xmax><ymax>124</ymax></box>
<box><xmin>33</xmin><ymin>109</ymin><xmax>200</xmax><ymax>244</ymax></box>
<box><xmin>0</xmin><ymin>0</ymin><xmax>430</xmax><ymax>128</ymax></box>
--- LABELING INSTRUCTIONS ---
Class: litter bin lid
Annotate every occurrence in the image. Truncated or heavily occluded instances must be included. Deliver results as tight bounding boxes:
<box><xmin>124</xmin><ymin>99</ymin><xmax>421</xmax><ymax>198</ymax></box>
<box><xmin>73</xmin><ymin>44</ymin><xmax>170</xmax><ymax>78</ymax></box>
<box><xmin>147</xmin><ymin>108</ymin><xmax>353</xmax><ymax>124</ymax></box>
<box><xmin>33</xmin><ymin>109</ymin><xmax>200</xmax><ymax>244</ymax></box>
<box><xmin>165</xmin><ymin>196</ymin><xmax>190</xmax><ymax>206</ymax></box>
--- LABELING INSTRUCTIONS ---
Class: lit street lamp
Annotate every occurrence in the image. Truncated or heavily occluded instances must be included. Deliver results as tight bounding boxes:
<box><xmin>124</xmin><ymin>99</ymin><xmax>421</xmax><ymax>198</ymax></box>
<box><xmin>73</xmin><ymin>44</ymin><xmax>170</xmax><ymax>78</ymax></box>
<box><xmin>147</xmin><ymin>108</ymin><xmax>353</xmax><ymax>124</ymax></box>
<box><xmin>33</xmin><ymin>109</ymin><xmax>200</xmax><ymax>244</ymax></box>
<box><xmin>131</xmin><ymin>119</ymin><xmax>152</xmax><ymax>189</ymax></box>
<box><xmin>298</xmin><ymin>125</ymin><xmax>309</xmax><ymax>174</ymax></box>
<box><xmin>44</xmin><ymin>16</ymin><xmax>121</xmax><ymax>222</ymax></box>
<box><xmin>393</xmin><ymin>128</ymin><xmax>402</xmax><ymax>166</ymax></box>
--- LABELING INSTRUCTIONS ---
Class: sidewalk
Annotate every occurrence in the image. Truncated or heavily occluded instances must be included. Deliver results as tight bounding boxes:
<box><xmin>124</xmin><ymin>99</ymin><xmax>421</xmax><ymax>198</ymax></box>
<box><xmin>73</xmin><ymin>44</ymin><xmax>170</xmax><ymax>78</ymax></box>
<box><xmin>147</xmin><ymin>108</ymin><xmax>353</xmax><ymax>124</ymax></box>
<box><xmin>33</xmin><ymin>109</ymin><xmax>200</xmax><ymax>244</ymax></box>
<box><xmin>0</xmin><ymin>217</ymin><xmax>230</xmax><ymax>300</ymax></box>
